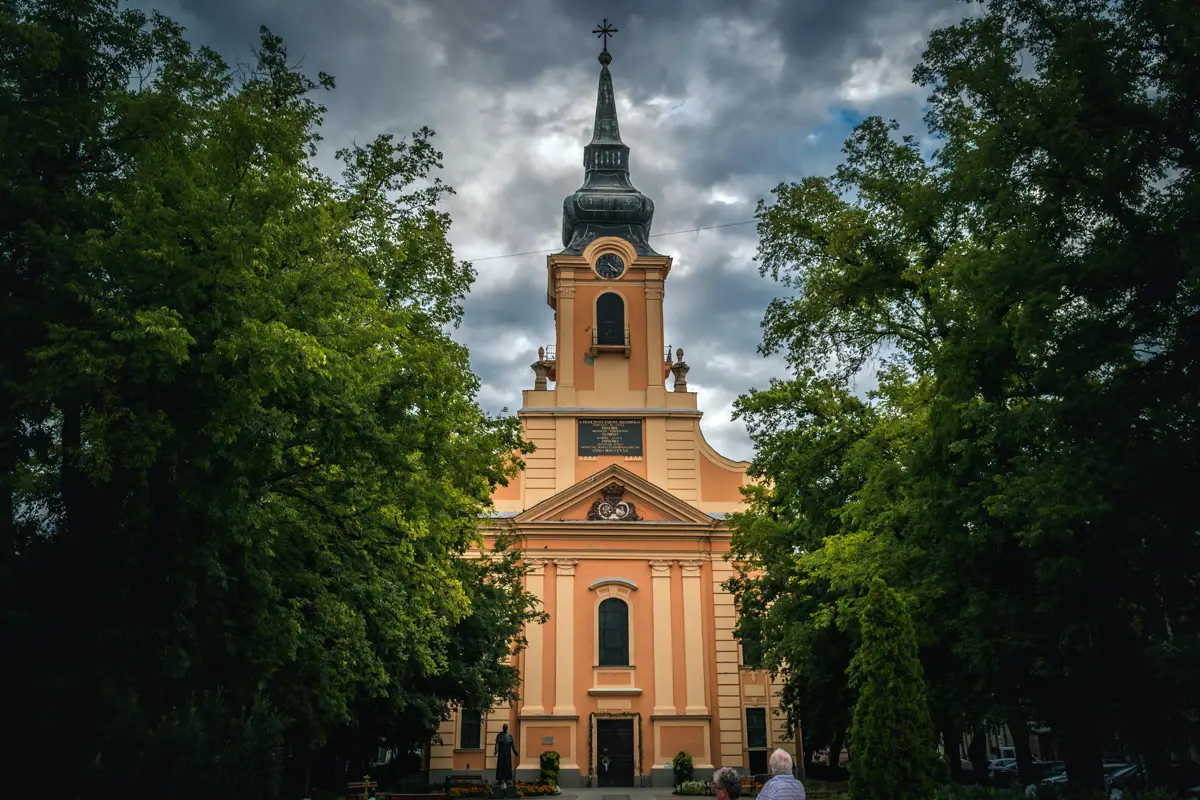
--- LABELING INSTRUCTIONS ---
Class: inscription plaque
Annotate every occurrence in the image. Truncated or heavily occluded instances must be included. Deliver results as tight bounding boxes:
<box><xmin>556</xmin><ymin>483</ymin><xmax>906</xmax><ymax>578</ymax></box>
<box><xmin>578</xmin><ymin>418</ymin><xmax>643</xmax><ymax>457</ymax></box>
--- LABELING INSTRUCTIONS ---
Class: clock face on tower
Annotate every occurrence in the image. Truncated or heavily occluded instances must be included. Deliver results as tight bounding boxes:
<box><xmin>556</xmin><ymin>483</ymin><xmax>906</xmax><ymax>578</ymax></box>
<box><xmin>594</xmin><ymin>253</ymin><xmax>626</xmax><ymax>279</ymax></box>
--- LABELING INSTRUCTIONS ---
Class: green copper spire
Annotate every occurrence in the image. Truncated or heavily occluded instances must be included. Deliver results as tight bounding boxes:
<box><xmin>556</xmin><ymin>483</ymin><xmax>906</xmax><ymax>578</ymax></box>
<box><xmin>560</xmin><ymin>22</ymin><xmax>657</xmax><ymax>256</ymax></box>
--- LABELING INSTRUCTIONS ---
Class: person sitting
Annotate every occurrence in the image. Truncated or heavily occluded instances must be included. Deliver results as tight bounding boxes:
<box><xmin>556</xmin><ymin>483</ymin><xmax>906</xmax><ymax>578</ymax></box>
<box><xmin>757</xmin><ymin>749</ymin><xmax>806</xmax><ymax>800</ymax></box>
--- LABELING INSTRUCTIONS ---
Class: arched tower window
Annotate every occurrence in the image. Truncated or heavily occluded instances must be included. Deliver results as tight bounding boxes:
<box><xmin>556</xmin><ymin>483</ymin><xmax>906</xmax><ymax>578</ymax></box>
<box><xmin>596</xmin><ymin>292</ymin><xmax>625</xmax><ymax>346</ymax></box>
<box><xmin>597</xmin><ymin>597</ymin><xmax>630</xmax><ymax>666</ymax></box>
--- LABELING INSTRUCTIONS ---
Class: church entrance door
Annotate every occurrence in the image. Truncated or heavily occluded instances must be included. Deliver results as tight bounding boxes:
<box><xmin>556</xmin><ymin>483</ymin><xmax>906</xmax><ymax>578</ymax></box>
<box><xmin>596</xmin><ymin>718</ymin><xmax>636</xmax><ymax>787</ymax></box>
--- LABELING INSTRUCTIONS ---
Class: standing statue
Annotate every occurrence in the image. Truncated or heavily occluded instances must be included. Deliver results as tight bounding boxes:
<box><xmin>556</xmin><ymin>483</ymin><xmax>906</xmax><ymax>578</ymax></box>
<box><xmin>494</xmin><ymin>723</ymin><xmax>519</xmax><ymax>786</ymax></box>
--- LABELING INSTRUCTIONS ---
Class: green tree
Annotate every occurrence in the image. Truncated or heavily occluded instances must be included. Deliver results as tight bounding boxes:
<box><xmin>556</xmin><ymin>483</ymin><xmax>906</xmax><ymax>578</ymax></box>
<box><xmin>848</xmin><ymin>578</ymin><xmax>941</xmax><ymax>800</ymax></box>
<box><xmin>0</xmin><ymin>2</ymin><xmax>539</xmax><ymax>795</ymax></box>
<box><xmin>738</xmin><ymin>0</ymin><xmax>1200</xmax><ymax>791</ymax></box>
<box><xmin>727</xmin><ymin>375</ymin><xmax>879</xmax><ymax>767</ymax></box>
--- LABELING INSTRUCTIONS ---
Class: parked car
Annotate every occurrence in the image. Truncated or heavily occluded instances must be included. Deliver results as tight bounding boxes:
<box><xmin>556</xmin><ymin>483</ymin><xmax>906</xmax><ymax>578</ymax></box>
<box><xmin>1108</xmin><ymin>763</ymin><xmax>1145</xmax><ymax>798</ymax></box>
<box><xmin>1013</xmin><ymin>762</ymin><xmax>1065</xmax><ymax>794</ymax></box>
<box><xmin>1033</xmin><ymin>761</ymin><xmax>1066</xmax><ymax>781</ymax></box>
<box><xmin>1029</xmin><ymin>760</ymin><xmax>1200</xmax><ymax>799</ymax></box>
<box><xmin>1028</xmin><ymin>772</ymin><xmax>1067</xmax><ymax>795</ymax></box>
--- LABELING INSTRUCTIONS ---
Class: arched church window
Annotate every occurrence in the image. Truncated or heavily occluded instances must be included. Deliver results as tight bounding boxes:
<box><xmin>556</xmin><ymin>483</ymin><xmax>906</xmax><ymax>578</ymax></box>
<box><xmin>596</xmin><ymin>293</ymin><xmax>625</xmax><ymax>346</ymax></box>
<box><xmin>598</xmin><ymin>597</ymin><xmax>629</xmax><ymax>666</ymax></box>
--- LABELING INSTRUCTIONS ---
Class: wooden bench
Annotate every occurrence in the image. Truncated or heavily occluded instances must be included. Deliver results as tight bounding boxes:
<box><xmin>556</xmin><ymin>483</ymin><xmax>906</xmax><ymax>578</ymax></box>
<box><xmin>447</xmin><ymin>775</ymin><xmax>485</xmax><ymax>790</ymax></box>
<box><xmin>348</xmin><ymin>777</ymin><xmax>379</xmax><ymax>798</ymax></box>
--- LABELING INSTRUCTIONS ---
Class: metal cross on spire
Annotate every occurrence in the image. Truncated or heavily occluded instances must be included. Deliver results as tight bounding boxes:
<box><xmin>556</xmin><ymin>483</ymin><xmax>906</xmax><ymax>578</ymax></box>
<box><xmin>593</xmin><ymin>18</ymin><xmax>618</xmax><ymax>52</ymax></box>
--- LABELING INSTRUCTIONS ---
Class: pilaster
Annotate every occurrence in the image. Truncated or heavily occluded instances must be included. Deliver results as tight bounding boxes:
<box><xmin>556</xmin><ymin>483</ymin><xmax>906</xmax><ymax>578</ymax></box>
<box><xmin>649</xmin><ymin>559</ymin><xmax>676</xmax><ymax>715</ymax></box>
<box><xmin>770</xmin><ymin>672</ymin><xmax>796</xmax><ymax>756</ymax></box>
<box><xmin>555</xmin><ymin>416</ymin><xmax>576</xmax><ymax>493</ymax></box>
<box><xmin>553</xmin><ymin>558</ymin><xmax>578</xmax><ymax>716</ymax></box>
<box><xmin>555</xmin><ymin>278</ymin><xmax>577</xmax><ymax>407</ymax></box>
<box><xmin>680</xmin><ymin>559</ymin><xmax>708</xmax><ymax>714</ymax></box>
<box><xmin>645</xmin><ymin>280</ymin><xmax>666</xmax><ymax>405</ymax></box>
<box><xmin>712</xmin><ymin>559</ymin><xmax>745</xmax><ymax>767</ymax></box>
<box><xmin>522</xmin><ymin>558</ymin><xmax>548</xmax><ymax>715</ymax></box>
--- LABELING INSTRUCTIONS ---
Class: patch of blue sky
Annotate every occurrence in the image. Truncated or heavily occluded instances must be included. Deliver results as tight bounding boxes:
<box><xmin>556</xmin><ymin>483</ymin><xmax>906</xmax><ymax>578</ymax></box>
<box><xmin>806</xmin><ymin>106</ymin><xmax>867</xmax><ymax>145</ymax></box>
<box><xmin>772</xmin><ymin>105</ymin><xmax>866</xmax><ymax>181</ymax></box>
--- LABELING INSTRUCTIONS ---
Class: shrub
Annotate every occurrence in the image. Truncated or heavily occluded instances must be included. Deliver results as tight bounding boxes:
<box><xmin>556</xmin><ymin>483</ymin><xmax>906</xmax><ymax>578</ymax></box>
<box><xmin>673</xmin><ymin>752</ymin><xmax>695</xmax><ymax>787</ymax></box>
<box><xmin>931</xmin><ymin>785</ymin><xmax>1182</xmax><ymax>800</ymax></box>
<box><xmin>515</xmin><ymin>781</ymin><xmax>557</xmax><ymax>796</ymax></box>
<box><xmin>539</xmin><ymin>751</ymin><xmax>560</xmax><ymax>787</ymax></box>
<box><xmin>97</xmin><ymin>689</ymin><xmax>285</xmax><ymax>800</ymax></box>
<box><xmin>848</xmin><ymin>578</ymin><xmax>942</xmax><ymax>800</ymax></box>
<box><xmin>678</xmin><ymin>780</ymin><xmax>712</xmax><ymax>795</ymax></box>
<box><xmin>448</xmin><ymin>783</ymin><xmax>557</xmax><ymax>799</ymax></box>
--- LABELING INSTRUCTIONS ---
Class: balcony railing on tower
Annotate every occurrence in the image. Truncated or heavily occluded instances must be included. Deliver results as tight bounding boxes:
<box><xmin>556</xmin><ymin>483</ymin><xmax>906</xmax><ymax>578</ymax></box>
<box><xmin>531</xmin><ymin>345</ymin><xmax>557</xmax><ymax>389</ymax></box>
<box><xmin>590</xmin><ymin>326</ymin><xmax>631</xmax><ymax>357</ymax></box>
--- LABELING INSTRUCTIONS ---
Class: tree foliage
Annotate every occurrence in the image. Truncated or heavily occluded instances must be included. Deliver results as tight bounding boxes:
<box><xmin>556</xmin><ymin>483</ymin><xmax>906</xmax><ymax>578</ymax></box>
<box><xmin>848</xmin><ymin>578</ymin><xmax>942</xmax><ymax>800</ymax></box>
<box><xmin>730</xmin><ymin>0</ymin><xmax>1200</xmax><ymax>792</ymax></box>
<box><xmin>0</xmin><ymin>1</ymin><xmax>539</xmax><ymax>795</ymax></box>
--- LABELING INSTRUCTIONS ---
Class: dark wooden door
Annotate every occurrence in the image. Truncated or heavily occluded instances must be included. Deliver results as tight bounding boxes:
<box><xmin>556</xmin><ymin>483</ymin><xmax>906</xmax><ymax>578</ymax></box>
<box><xmin>596</xmin><ymin>718</ymin><xmax>635</xmax><ymax>787</ymax></box>
<box><xmin>748</xmin><ymin>749</ymin><xmax>769</xmax><ymax>777</ymax></box>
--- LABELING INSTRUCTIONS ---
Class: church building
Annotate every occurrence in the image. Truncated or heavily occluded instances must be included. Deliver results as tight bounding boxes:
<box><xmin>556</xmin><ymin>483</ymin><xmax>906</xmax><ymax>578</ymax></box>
<box><xmin>427</xmin><ymin>32</ymin><xmax>798</xmax><ymax>789</ymax></box>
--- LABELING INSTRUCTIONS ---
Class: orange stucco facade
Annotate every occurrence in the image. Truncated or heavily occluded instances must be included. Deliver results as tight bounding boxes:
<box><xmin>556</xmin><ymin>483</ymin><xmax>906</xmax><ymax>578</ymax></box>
<box><xmin>427</xmin><ymin>45</ymin><xmax>798</xmax><ymax>789</ymax></box>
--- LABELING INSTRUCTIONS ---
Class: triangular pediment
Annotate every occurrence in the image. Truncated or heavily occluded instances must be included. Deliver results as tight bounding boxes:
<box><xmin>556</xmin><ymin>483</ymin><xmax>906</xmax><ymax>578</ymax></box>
<box><xmin>515</xmin><ymin>465</ymin><xmax>716</xmax><ymax>525</ymax></box>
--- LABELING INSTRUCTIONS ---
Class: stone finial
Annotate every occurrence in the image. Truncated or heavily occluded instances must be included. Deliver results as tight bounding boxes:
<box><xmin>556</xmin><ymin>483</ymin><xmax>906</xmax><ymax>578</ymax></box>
<box><xmin>531</xmin><ymin>357</ymin><xmax>550</xmax><ymax>390</ymax></box>
<box><xmin>538</xmin><ymin>346</ymin><xmax>545</xmax><ymax>360</ymax></box>
<box><xmin>670</xmin><ymin>349</ymin><xmax>690</xmax><ymax>392</ymax></box>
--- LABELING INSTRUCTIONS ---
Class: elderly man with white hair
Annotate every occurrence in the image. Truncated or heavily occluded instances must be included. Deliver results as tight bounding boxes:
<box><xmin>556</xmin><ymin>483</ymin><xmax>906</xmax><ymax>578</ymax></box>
<box><xmin>756</xmin><ymin>749</ymin><xmax>806</xmax><ymax>800</ymax></box>
<box><xmin>712</xmin><ymin>767</ymin><xmax>742</xmax><ymax>800</ymax></box>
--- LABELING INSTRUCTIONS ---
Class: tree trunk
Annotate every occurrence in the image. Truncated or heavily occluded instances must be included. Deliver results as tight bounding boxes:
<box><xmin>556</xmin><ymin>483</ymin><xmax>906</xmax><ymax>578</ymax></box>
<box><xmin>942</xmin><ymin>723</ymin><xmax>964</xmax><ymax>783</ymax></box>
<box><xmin>829</xmin><ymin>729</ymin><xmax>845</xmax><ymax>771</ymax></box>
<box><xmin>802</xmin><ymin>744</ymin><xmax>817</xmax><ymax>778</ymax></box>
<box><xmin>61</xmin><ymin>402</ymin><xmax>84</xmax><ymax>544</ymax></box>
<box><xmin>1061</xmin><ymin>703</ymin><xmax>1104</xmax><ymax>791</ymax></box>
<box><xmin>0</xmin><ymin>420</ymin><xmax>14</xmax><ymax>562</ymax></box>
<box><xmin>1137</xmin><ymin>724</ymin><xmax>1171</xmax><ymax>790</ymax></box>
<box><xmin>1008</xmin><ymin>713</ymin><xmax>1035</xmax><ymax>786</ymax></box>
<box><xmin>968</xmin><ymin>725</ymin><xmax>988</xmax><ymax>785</ymax></box>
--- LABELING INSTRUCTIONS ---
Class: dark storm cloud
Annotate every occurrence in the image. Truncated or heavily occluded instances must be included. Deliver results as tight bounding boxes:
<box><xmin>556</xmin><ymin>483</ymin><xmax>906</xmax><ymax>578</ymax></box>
<box><xmin>140</xmin><ymin>0</ymin><xmax>970</xmax><ymax>460</ymax></box>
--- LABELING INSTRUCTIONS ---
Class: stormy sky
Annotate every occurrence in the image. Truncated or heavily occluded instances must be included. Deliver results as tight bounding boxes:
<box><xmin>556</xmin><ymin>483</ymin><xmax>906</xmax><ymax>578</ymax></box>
<box><xmin>145</xmin><ymin>0</ymin><xmax>972</xmax><ymax>461</ymax></box>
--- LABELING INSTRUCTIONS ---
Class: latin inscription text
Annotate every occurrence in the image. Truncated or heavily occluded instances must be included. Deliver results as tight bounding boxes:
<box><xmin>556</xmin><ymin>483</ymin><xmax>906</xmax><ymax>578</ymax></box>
<box><xmin>578</xmin><ymin>418</ymin><xmax>643</xmax><ymax>457</ymax></box>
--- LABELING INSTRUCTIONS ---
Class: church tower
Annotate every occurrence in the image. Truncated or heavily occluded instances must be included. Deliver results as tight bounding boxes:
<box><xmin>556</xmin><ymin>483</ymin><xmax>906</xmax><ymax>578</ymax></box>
<box><xmin>429</xmin><ymin>23</ymin><xmax>798</xmax><ymax>789</ymax></box>
<box><xmin>493</xmin><ymin>28</ymin><xmax>749</xmax><ymax>514</ymax></box>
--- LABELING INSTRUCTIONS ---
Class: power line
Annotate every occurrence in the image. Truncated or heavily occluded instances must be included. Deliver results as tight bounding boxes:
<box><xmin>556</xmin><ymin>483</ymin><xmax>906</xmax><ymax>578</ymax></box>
<box><xmin>464</xmin><ymin>219</ymin><xmax>757</xmax><ymax>263</ymax></box>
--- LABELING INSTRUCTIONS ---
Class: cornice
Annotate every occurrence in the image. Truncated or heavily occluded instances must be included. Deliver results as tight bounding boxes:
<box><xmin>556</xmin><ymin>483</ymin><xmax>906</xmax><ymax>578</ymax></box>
<box><xmin>518</xmin><ymin>713</ymin><xmax>581</xmax><ymax>721</ymax></box>
<box><xmin>518</xmin><ymin>407</ymin><xmax>703</xmax><ymax>417</ymax></box>
<box><xmin>588</xmin><ymin>577</ymin><xmax>639</xmax><ymax>591</ymax></box>
<box><xmin>474</xmin><ymin>550</ymin><xmax>721</xmax><ymax>562</ymax></box>
<box><xmin>503</xmin><ymin>521</ymin><xmax>725</xmax><ymax>536</ymax></box>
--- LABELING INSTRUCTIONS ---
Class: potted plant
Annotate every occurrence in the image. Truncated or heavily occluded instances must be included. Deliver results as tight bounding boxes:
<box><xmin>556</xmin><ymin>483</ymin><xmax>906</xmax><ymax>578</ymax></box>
<box><xmin>672</xmin><ymin>751</ymin><xmax>694</xmax><ymax>788</ymax></box>
<box><xmin>539</xmin><ymin>751</ymin><xmax>560</xmax><ymax>787</ymax></box>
